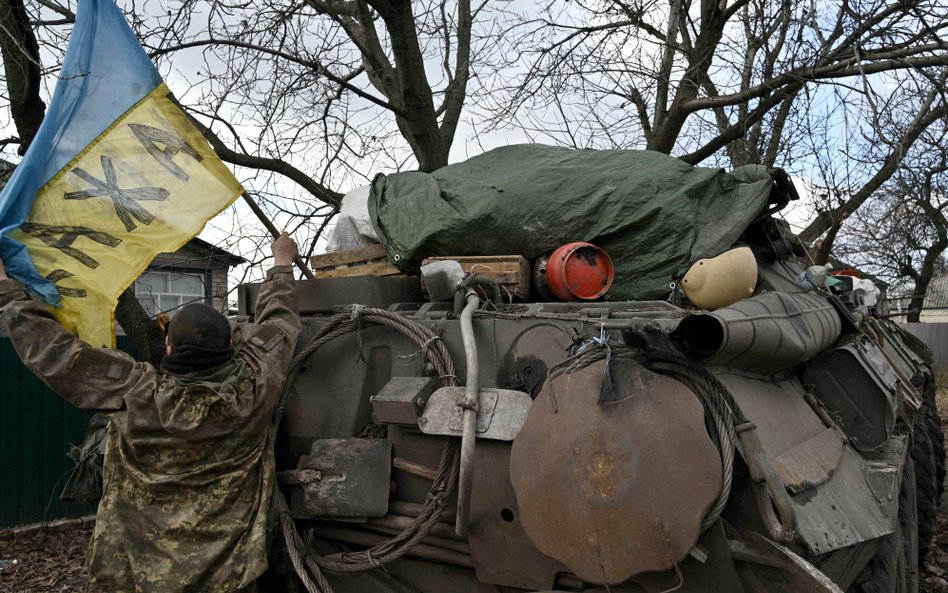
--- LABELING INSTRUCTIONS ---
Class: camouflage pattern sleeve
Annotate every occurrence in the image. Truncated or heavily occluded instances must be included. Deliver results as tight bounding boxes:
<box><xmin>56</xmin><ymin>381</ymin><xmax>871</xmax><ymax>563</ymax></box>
<box><xmin>0</xmin><ymin>278</ymin><xmax>148</xmax><ymax>410</ymax></box>
<box><xmin>237</xmin><ymin>265</ymin><xmax>302</xmax><ymax>415</ymax></box>
<box><xmin>253</xmin><ymin>265</ymin><xmax>302</xmax><ymax>336</ymax></box>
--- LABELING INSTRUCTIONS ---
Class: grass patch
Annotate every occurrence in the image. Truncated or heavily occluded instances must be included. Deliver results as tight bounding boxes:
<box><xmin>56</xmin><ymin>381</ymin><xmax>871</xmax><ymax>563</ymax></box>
<box><xmin>937</xmin><ymin>368</ymin><xmax>948</xmax><ymax>417</ymax></box>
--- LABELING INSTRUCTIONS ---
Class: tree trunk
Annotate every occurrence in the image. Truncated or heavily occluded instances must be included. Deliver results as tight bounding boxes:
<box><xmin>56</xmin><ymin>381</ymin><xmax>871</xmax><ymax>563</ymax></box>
<box><xmin>907</xmin><ymin>238</ymin><xmax>948</xmax><ymax>323</ymax></box>
<box><xmin>647</xmin><ymin>0</ymin><xmax>727</xmax><ymax>154</ymax></box>
<box><xmin>907</xmin><ymin>291</ymin><xmax>925</xmax><ymax>323</ymax></box>
<box><xmin>116</xmin><ymin>288</ymin><xmax>166</xmax><ymax>366</ymax></box>
<box><xmin>811</xmin><ymin>220</ymin><xmax>842</xmax><ymax>265</ymax></box>
<box><xmin>0</xmin><ymin>0</ymin><xmax>45</xmax><ymax>153</ymax></box>
<box><xmin>368</xmin><ymin>0</ymin><xmax>448</xmax><ymax>172</ymax></box>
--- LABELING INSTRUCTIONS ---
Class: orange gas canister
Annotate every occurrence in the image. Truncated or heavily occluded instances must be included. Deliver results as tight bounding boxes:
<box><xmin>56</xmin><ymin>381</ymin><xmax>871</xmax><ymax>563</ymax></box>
<box><xmin>544</xmin><ymin>242</ymin><xmax>614</xmax><ymax>301</ymax></box>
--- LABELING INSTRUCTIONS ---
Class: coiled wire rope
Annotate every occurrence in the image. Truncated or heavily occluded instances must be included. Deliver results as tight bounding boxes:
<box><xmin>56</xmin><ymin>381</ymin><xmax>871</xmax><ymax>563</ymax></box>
<box><xmin>274</xmin><ymin>311</ymin><xmax>740</xmax><ymax>591</ymax></box>
<box><xmin>270</xmin><ymin>306</ymin><xmax>461</xmax><ymax>593</ymax></box>
<box><xmin>546</xmin><ymin>341</ymin><xmax>740</xmax><ymax>533</ymax></box>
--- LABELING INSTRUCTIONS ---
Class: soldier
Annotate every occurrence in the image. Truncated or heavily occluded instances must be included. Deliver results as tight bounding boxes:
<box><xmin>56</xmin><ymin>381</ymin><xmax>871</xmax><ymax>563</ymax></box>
<box><xmin>0</xmin><ymin>232</ymin><xmax>303</xmax><ymax>593</ymax></box>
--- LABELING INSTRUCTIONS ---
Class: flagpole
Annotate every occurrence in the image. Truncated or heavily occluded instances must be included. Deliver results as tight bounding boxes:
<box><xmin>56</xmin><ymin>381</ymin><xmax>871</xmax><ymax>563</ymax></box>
<box><xmin>241</xmin><ymin>192</ymin><xmax>317</xmax><ymax>280</ymax></box>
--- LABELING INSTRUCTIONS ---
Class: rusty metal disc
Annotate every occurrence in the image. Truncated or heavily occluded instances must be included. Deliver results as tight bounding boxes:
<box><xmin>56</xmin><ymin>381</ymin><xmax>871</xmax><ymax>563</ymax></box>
<box><xmin>509</xmin><ymin>357</ymin><xmax>722</xmax><ymax>584</ymax></box>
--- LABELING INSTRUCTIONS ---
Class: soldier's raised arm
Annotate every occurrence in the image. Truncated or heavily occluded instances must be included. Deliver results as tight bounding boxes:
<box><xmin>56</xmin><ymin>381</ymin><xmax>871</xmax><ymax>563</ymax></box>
<box><xmin>254</xmin><ymin>232</ymin><xmax>304</xmax><ymax>335</ymax></box>
<box><xmin>0</xmin><ymin>257</ymin><xmax>147</xmax><ymax>410</ymax></box>
<box><xmin>237</xmin><ymin>232</ymin><xmax>303</xmax><ymax>412</ymax></box>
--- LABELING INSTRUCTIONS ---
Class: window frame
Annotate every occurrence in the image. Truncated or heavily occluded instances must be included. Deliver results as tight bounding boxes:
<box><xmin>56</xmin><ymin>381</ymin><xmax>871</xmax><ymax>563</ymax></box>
<box><xmin>134</xmin><ymin>268</ymin><xmax>212</xmax><ymax>317</ymax></box>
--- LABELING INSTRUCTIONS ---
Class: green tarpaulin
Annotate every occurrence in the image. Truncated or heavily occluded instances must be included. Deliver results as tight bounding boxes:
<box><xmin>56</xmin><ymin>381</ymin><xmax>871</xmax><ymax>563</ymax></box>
<box><xmin>369</xmin><ymin>144</ymin><xmax>795</xmax><ymax>300</ymax></box>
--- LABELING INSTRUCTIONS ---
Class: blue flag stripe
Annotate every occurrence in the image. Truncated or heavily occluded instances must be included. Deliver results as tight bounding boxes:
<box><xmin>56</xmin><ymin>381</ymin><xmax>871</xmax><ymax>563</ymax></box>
<box><xmin>0</xmin><ymin>0</ymin><xmax>163</xmax><ymax>303</ymax></box>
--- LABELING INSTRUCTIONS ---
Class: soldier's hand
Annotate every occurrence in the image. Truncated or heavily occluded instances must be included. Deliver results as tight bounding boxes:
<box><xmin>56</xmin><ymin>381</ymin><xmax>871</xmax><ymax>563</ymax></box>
<box><xmin>0</xmin><ymin>257</ymin><xmax>7</xmax><ymax>280</ymax></box>
<box><xmin>272</xmin><ymin>232</ymin><xmax>299</xmax><ymax>267</ymax></box>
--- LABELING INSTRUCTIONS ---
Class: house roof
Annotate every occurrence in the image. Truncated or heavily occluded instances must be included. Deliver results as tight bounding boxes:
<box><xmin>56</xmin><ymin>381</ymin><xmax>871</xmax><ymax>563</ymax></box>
<box><xmin>182</xmin><ymin>237</ymin><xmax>246</xmax><ymax>267</ymax></box>
<box><xmin>881</xmin><ymin>273</ymin><xmax>948</xmax><ymax>312</ymax></box>
<box><xmin>919</xmin><ymin>274</ymin><xmax>948</xmax><ymax>309</ymax></box>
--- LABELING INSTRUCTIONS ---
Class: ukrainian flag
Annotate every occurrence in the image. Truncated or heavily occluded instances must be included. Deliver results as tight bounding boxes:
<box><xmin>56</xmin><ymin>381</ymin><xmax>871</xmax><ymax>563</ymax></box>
<box><xmin>0</xmin><ymin>0</ymin><xmax>243</xmax><ymax>347</ymax></box>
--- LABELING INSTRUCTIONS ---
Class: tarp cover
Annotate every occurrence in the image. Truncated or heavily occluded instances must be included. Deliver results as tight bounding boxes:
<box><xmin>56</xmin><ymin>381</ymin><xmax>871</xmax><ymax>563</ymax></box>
<box><xmin>369</xmin><ymin>144</ymin><xmax>790</xmax><ymax>300</ymax></box>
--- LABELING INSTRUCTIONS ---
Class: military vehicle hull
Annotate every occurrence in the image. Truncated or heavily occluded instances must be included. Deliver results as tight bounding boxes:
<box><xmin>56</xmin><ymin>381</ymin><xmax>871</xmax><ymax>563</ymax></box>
<box><xmin>240</xmin><ymin>244</ymin><xmax>944</xmax><ymax>593</ymax></box>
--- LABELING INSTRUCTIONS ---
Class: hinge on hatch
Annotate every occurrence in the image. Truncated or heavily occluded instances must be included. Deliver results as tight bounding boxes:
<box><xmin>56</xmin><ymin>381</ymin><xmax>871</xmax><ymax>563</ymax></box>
<box><xmin>579</xmin><ymin>307</ymin><xmax>610</xmax><ymax>320</ymax></box>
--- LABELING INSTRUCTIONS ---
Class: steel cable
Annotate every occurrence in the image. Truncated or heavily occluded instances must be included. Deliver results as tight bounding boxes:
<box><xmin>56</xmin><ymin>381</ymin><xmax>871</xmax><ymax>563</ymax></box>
<box><xmin>274</xmin><ymin>309</ymin><xmax>739</xmax><ymax>590</ymax></box>
<box><xmin>270</xmin><ymin>306</ymin><xmax>460</xmax><ymax>593</ymax></box>
<box><xmin>546</xmin><ymin>343</ymin><xmax>738</xmax><ymax>532</ymax></box>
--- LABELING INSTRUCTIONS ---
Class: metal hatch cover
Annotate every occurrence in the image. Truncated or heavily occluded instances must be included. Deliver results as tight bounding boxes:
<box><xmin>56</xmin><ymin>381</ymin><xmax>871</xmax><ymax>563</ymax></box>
<box><xmin>509</xmin><ymin>358</ymin><xmax>722</xmax><ymax>585</ymax></box>
<box><xmin>419</xmin><ymin>387</ymin><xmax>532</xmax><ymax>441</ymax></box>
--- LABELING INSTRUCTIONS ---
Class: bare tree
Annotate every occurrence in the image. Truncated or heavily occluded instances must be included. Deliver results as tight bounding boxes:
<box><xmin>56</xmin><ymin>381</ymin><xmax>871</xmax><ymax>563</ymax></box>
<box><xmin>5</xmin><ymin>0</ymin><xmax>948</xmax><ymax>289</ymax></box>
<box><xmin>483</xmin><ymin>0</ymin><xmax>948</xmax><ymax>252</ymax></box>
<box><xmin>799</xmin><ymin>68</ymin><xmax>948</xmax><ymax>261</ymax></box>
<box><xmin>834</xmin><ymin>118</ymin><xmax>948</xmax><ymax>322</ymax></box>
<box><xmin>143</xmin><ymin>0</ymin><xmax>478</xmax><ymax>177</ymax></box>
<box><xmin>136</xmin><ymin>0</ymin><xmax>487</xmax><ymax>277</ymax></box>
<box><xmin>489</xmin><ymin>0</ymin><xmax>948</xmax><ymax>163</ymax></box>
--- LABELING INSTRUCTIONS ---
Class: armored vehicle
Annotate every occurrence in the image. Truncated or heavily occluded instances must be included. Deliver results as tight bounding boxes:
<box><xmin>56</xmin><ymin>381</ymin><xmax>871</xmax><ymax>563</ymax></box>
<box><xmin>243</xmin><ymin>145</ymin><xmax>945</xmax><ymax>593</ymax></box>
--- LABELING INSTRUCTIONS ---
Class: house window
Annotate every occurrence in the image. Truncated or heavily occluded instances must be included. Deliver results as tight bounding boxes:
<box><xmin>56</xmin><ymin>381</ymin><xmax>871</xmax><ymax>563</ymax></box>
<box><xmin>135</xmin><ymin>271</ymin><xmax>206</xmax><ymax>317</ymax></box>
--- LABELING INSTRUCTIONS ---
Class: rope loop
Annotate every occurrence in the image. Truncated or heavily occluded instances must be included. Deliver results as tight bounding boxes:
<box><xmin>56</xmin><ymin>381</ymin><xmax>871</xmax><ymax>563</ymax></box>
<box><xmin>419</xmin><ymin>335</ymin><xmax>442</xmax><ymax>359</ymax></box>
<box><xmin>348</xmin><ymin>304</ymin><xmax>366</xmax><ymax>320</ymax></box>
<box><xmin>572</xmin><ymin>324</ymin><xmax>611</xmax><ymax>357</ymax></box>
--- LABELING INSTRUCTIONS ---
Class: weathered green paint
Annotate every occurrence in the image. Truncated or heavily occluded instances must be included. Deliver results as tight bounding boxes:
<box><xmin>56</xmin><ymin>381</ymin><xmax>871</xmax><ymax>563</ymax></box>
<box><xmin>0</xmin><ymin>336</ymin><xmax>138</xmax><ymax>528</ymax></box>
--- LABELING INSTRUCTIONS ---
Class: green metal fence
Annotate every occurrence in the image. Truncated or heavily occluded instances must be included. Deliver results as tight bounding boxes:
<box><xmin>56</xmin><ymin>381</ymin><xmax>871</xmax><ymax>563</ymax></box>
<box><xmin>0</xmin><ymin>337</ymin><xmax>138</xmax><ymax>528</ymax></box>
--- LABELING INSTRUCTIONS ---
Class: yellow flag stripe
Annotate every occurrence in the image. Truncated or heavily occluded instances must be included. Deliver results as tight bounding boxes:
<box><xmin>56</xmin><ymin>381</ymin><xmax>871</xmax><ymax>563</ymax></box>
<box><xmin>10</xmin><ymin>83</ymin><xmax>244</xmax><ymax>347</ymax></box>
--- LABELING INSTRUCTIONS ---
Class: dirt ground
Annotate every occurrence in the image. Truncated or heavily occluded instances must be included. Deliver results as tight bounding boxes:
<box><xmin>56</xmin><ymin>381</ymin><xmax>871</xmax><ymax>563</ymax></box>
<box><xmin>928</xmin><ymin>513</ymin><xmax>948</xmax><ymax>592</ymax></box>
<box><xmin>921</xmin><ymin>382</ymin><xmax>948</xmax><ymax>593</ymax></box>
<box><xmin>0</xmin><ymin>520</ymin><xmax>101</xmax><ymax>593</ymax></box>
<box><xmin>4</xmin><ymin>401</ymin><xmax>948</xmax><ymax>593</ymax></box>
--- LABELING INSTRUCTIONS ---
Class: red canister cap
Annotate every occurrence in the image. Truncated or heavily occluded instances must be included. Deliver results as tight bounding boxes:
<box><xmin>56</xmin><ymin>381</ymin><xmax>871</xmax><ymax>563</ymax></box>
<box><xmin>545</xmin><ymin>242</ymin><xmax>614</xmax><ymax>301</ymax></box>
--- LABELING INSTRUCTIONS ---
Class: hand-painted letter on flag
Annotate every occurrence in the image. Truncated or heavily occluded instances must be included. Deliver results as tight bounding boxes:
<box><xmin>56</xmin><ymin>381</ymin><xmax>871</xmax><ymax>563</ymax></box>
<box><xmin>0</xmin><ymin>0</ymin><xmax>243</xmax><ymax>347</ymax></box>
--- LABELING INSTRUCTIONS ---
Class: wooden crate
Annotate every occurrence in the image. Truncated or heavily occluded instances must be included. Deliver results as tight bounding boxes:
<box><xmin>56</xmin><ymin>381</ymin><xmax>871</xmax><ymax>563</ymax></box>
<box><xmin>310</xmin><ymin>244</ymin><xmax>403</xmax><ymax>278</ymax></box>
<box><xmin>421</xmin><ymin>255</ymin><xmax>531</xmax><ymax>300</ymax></box>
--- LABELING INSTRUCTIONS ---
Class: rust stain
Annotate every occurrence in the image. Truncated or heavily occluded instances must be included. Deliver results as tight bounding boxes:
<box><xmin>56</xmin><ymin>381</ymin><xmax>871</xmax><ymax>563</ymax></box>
<box><xmin>585</xmin><ymin>449</ymin><xmax>616</xmax><ymax>499</ymax></box>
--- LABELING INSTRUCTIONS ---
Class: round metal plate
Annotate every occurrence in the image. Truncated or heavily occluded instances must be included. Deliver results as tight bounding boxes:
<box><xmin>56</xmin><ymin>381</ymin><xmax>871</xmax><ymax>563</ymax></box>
<box><xmin>509</xmin><ymin>357</ymin><xmax>722</xmax><ymax>584</ymax></box>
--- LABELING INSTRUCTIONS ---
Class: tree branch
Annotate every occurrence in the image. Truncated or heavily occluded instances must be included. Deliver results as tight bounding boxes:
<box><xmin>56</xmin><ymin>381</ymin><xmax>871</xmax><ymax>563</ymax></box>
<box><xmin>682</xmin><ymin>53</ymin><xmax>948</xmax><ymax>114</ymax></box>
<box><xmin>179</xmin><ymin>101</ymin><xmax>344</xmax><ymax>208</ymax></box>
<box><xmin>438</xmin><ymin>0</ymin><xmax>471</xmax><ymax>148</ymax></box>
<box><xmin>148</xmin><ymin>37</ymin><xmax>404</xmax><ymax>116</ymax></box>
<box><xmin>799</xmin><ymin>101</ymin><xmax>948</xmax><ymax>244</ymax></box>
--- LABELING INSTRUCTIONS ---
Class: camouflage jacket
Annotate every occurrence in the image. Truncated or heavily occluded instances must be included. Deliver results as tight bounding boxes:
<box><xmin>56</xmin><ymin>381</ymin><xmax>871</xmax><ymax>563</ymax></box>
<box><xmin>0</xmin><ymin>266</ymin><xmax>301</xmax><ymax>593</ymax></box>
